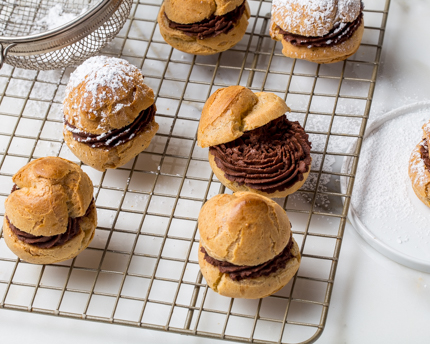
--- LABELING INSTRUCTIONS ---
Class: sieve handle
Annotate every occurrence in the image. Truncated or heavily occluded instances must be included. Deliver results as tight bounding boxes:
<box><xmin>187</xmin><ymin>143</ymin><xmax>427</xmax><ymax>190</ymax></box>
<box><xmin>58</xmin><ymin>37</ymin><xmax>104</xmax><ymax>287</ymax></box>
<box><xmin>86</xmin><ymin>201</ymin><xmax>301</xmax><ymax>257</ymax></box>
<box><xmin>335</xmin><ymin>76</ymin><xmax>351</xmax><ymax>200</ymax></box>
<box><xmin>0</xmin><ymin>43</ymin><xmax>16</xmax><ymax>70</ymax></box>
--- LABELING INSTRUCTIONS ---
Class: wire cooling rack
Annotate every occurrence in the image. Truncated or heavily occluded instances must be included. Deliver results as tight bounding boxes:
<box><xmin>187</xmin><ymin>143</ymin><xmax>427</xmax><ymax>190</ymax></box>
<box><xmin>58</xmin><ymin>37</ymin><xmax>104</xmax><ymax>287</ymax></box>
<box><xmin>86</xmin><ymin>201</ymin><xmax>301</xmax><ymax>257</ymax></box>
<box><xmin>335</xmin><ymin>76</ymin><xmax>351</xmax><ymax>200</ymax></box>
<box><xmin>0</xmin><ymin>0</ymin><xmax>390</xmax><ymax>343</ymax></box>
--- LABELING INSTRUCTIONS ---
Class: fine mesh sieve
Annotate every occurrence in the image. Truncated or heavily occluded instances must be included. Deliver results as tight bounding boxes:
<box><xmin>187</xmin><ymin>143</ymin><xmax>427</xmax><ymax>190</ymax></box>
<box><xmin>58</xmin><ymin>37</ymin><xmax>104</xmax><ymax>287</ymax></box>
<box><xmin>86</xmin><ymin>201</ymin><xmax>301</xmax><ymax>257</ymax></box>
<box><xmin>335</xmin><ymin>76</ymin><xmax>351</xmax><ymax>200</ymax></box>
<box><xmin>0</xmin><ymin>0</ymin><xmax>132</xmax><ymax>70</ymax></box>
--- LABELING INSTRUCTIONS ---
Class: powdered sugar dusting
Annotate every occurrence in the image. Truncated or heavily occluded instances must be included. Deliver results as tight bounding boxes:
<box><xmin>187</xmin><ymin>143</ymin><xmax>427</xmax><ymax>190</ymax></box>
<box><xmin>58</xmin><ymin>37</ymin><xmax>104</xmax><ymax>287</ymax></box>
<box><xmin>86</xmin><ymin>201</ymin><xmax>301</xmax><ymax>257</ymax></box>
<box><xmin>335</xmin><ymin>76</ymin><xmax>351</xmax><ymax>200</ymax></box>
<box><xmin>272</xmin><ymin>0</ymin><xmax>362</xmax><ymax>37</ymax></box>
<box><xmin>295</xmin><ymin>153</ymin><xmax>335</xmax><ymax>208</ymax></box>
<box><xmin>337</xmin><ymin>0</ymin><xmax>361</xmax><ymax>21</ymax></box>
<box><xmin>351</xmin><ymin>108</ymin><xmax>430</xmax><ymax>251</ymax></box>
<box><xmin>65</xmin><ymin>56</ymin><xmax>143</xmax><ymax>125</ymax></box>
<box><xmin>66</xmin><ymin>56</ymin><xmax>139</xmax><ymax>97</ymax></box>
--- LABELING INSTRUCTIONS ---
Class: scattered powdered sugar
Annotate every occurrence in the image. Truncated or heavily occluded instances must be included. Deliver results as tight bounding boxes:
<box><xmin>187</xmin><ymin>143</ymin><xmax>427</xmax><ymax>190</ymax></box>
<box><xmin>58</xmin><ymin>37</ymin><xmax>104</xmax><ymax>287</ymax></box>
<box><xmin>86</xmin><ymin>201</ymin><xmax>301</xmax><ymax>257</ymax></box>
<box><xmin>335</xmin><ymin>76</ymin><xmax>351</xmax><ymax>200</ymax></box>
<box><xmin>287</xmin><ymin>106</ymin><xmax>363</xmax><ymax>209</ymax></box>
<box><xmin>290</xmin><ymin>152</ymin><xmax>335</xmax><ymax>209</ymax></box>
<box><xmin>271</xmin><ymin>0</ymin><xmax>361</xmax><ymax>37</ymax></box>
<box><xmin>351</xmin><ymin>107</ymin><xmax>430</xmax><ymax>250</ymax></box>
<box><xmin>36</xmin><ymin>4</ymin><xmax>87</xmax><ymax>31</ymax></box>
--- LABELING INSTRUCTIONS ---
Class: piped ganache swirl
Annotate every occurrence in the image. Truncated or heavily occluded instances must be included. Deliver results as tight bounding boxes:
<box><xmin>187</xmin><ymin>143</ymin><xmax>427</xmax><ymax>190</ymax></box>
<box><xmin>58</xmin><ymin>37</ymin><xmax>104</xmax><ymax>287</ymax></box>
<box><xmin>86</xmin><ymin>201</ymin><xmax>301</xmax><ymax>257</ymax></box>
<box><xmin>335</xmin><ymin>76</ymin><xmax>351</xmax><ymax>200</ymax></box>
<box><xmin>64</xmin><ymin>104</ymin><xmax>156</xmax><ymax>148</ymax></box>
<box><xmin>201</xmin><ymin>234</ymin><xmax>294</xmax><ymax>281</ymax></box>
<box><xmin>278</xmin><ymin>10</ymin><xmax>363</xmax><ymax>48</ymax></box>
<box><xmin>166</xmin><ymin>1</ymin><xmax>246</xmax><ymax>40</ymax></box>
<box><xmin>6</xmin><ymin>200</ymin><xmax>93</xmax><ymax>249</ymax></box>
<box><xmin>209</xmin><ymin>116</ymin><xmax>312</xmax><ymax>194</ymax></box>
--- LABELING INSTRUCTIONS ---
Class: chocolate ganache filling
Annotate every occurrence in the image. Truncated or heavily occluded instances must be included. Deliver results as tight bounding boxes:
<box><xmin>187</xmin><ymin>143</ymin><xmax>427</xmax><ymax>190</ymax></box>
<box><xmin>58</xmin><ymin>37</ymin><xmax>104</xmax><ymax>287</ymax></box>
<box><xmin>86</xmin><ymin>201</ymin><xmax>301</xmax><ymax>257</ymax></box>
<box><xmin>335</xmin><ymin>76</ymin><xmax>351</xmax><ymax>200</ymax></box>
<box><xmin>166</xmin><ymin>1</ymin><xmax>246</xmax><ymax>40</ymax></box>
<box><xmin>209</xmin><ymin>116</ymin><xmax>312</xmax><ymax>194</ymax></box>
<box><xmin>7</xmin><ymin>216</ymin><xmax>81</xmax><ymax>249</ymax></box>
<box><xmin>278</xmin><ymin>11</ymin><xmax>363</xmax><ymax>48</ymax></box>
<box><xmin>7</xmin><ymin>185</ymin><xmax>93</xmax><ymax>249</ymax></box>
<box><xmin>65</xmin><ymin>104</ymin><xmax>156</xmax><ymax>148</ymax></box>
<box><xmin>420</xmin><ymin>139</ymin><xmax>430</xmax><ymax>172</ymax></box>
<box><xmin>201</xmin><ymin>234</ymin><xmax>294</xmax><ymax>281</ymax></box>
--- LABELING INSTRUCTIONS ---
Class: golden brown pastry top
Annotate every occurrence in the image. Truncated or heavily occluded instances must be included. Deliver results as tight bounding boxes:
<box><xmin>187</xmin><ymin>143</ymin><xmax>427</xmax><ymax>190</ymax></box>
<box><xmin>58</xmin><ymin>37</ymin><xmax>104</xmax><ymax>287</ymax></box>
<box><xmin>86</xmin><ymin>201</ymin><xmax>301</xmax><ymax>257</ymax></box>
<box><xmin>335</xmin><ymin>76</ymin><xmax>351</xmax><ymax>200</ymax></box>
<box><xmin>271</xmin><ymin>0</ymin><xmax>362</xmax><ymax>37</ymax></box>
<box><xmin>198</xmin><ymin>192</ymin><xmax>292</xmax><ymax>266</ymax></box>
<box><xmin>197</xmin><ymin>86</ymin><xmax>290</xmax><ymax>148</ymax></box>
<box><xmin>4</xmin><ymin>157</ymin><xmax>94</xmax><ymax>237</ymax></box>
<box><xmin>164</xmin><ymin>0</ymin><xmax>244</xmax><ymax>24</ymax></box>
<box><xmin>63</xmin><ymin>56</ymin><xmax>154</xmax><ymax>135</ymax></box>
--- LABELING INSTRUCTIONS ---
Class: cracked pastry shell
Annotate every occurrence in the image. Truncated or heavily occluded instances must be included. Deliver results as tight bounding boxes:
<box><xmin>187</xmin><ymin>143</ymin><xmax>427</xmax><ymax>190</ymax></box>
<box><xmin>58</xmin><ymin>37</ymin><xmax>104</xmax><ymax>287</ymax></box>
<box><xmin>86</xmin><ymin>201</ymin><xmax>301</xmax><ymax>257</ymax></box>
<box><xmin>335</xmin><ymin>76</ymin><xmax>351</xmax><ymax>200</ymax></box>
<box><xmin>3</xmin><ymin>157</ymin><xmax>97</xmax><ymax>264</ymax></box>
<box><xmin>197</xmin><ymin>85</ymin><xmax>311</xmax><ymax>198</ymax></box>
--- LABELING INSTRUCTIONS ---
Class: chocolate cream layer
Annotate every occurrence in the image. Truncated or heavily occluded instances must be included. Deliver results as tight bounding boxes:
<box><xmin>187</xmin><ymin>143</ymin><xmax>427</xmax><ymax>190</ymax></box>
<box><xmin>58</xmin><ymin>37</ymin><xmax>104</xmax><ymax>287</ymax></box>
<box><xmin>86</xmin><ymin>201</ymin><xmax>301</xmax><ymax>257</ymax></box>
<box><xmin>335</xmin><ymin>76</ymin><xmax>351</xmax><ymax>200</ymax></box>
<box><xmin>201</xmin><ymin>234</ymin><xmax>294</xmax><ymax>281</ymax></box>
<box><xmin>278</xmin><ymin>11</ymin><xmax>363</xmax><ymax>48</ymax></box>
<box><xmin>7</xmin><ymin>216</ymin><xmax>81</xmax><ymax>249</ymax></box>
<box><xmin>166</xmin><ymin>1</ymin><xmax>246</xmax><ymax>40</ymax></box>
<box><xmin>209</xmin><ymin>115</ymin><xmax>312</xmax><ymax>194</ymax></box>
<box><xmin>65</xmin><ymin>104</ymin><xmax>156</xmax><ymax>148</ymax></box>
<box><xmin>420</xmin><ymin>139</ymin><xmax>430</xmax><ymax>171</ymax></box>
<box><xmin>7</xmin><ymin>185</ymin><xmax>93</xmax><ymax>249</ymax></box>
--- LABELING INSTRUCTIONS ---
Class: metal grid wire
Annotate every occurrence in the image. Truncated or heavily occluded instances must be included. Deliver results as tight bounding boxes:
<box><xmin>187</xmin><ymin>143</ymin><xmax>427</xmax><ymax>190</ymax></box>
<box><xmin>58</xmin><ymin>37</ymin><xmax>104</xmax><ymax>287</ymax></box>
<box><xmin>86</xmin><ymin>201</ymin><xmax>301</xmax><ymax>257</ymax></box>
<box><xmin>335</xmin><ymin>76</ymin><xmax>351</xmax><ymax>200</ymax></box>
<box><xmin>0</xmin><ymin>0</ymin><xmax>98</xmax><ymax>36</ymax></box>
<box><xmin>0</xmin><ymin>0</ymin><xmax>390</xmax><ymax>343</ymax></box>
<box><xmin>0</xmin><ymin>0</ymin><xmax>132</xmax><ymax>70</ymax></box>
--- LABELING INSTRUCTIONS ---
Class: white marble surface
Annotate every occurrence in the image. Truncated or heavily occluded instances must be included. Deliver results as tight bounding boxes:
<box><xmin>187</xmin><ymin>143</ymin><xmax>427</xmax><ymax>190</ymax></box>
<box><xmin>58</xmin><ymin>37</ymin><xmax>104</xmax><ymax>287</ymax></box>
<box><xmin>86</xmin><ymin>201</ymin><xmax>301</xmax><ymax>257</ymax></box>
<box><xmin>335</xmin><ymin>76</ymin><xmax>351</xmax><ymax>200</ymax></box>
<box><xmin>1</xmin><ymin>0</ymin><xmax>430</xmax><ymax>343</ymax></box>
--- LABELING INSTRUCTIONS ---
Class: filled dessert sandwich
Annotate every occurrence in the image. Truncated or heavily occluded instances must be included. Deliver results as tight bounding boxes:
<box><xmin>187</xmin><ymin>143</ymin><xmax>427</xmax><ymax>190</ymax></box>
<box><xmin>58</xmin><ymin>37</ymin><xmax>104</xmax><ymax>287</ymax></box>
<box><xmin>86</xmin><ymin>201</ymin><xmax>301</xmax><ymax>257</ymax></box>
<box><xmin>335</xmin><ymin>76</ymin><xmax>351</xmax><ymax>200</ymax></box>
<box><xmin>197</xmin><ymin>86</ymin><xmax>312</xmax><ymax>198</ymax></box>
<box><xmin>63</xmin><ymin>56</ymin><xmax>159</xmax><ymax>171</ymax></box>
<box><xmin>270</xmin><ymin>0</ymin><xmax>364</xmax><ymax>64</ymax></box>
<box><xmin>157</xmin><ymin>0</ymin><xmax>250</xmax><ymax>55</ymax></box>
<box><xmin>3</xmin><ymin>157</ymin><xmax>97</xmax><ymax>264</ymax></box>
<box><xmin>409</xmin><ymin>121</ymin><xmax>430</xmax><ymax>207</ymax></box>
<box><xmin>198</xmin><ymin>191</ymin><xmax>301</xmax><ymax>298</ymax></box>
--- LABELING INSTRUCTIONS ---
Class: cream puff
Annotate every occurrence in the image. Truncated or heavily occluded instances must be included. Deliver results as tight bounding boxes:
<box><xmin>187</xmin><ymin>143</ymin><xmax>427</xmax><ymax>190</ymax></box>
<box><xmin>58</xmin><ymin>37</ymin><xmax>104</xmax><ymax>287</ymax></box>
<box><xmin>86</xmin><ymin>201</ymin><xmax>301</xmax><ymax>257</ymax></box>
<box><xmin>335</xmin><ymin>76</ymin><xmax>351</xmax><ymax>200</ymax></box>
<box><xmin>3</xmin><ymin>157</ymin><xmax>97</xmax><ymax>264</ymax></box>
<box><xmin>409</xmin><ymin>121</ymin><xmax>430</xmax><ymax>207</ymax></box>
<box><xmin>197</xmin><ymin>86</ymin><xmax>312</xmax><ymax>198</ymax></box>
<box><xmin>63</xmin><ymin>56</ymin><xmax>159</xmax><ymax>171</ymax></box>
<box><xmin>157</xmin><ymin>0</ymin><xmax>250</xmax><ymax>55</ymax></box>
<box><xmin>270</xmin><ymin>0</ymin><xmax>364</xmax><ymax>64</ymax></box>
<box><xmin>198</xmin><ymin>191</ymin><xmax>301</xmax><ymax>298</ymax></box>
